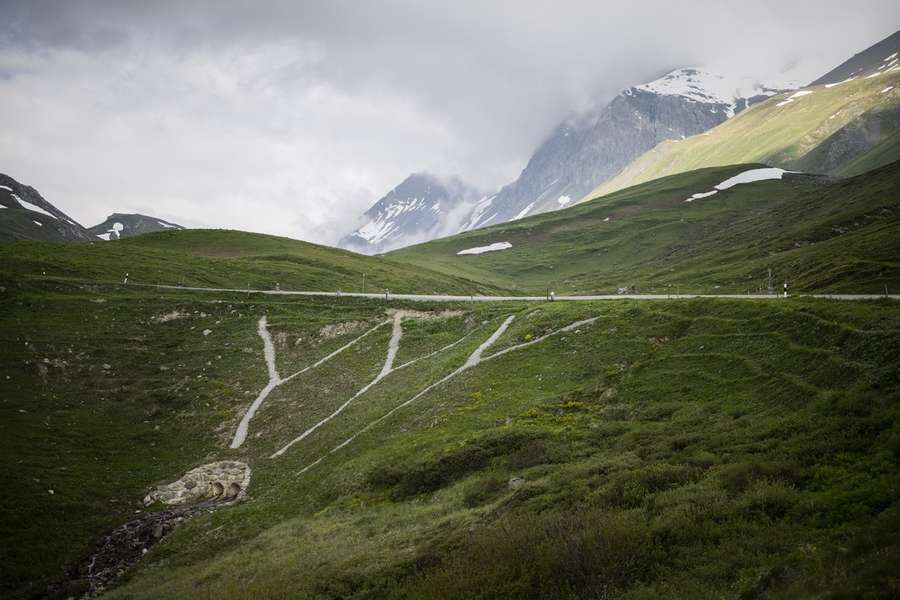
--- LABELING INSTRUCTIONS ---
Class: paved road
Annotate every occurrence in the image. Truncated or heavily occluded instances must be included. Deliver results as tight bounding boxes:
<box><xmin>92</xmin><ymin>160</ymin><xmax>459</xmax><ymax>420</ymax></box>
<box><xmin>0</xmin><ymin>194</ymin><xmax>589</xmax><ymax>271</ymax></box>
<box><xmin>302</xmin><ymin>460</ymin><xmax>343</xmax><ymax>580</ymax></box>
<box><xmin>154</xmin><ymin>284</ymin><xmax>898</xmax><ymax>302</ymax></box>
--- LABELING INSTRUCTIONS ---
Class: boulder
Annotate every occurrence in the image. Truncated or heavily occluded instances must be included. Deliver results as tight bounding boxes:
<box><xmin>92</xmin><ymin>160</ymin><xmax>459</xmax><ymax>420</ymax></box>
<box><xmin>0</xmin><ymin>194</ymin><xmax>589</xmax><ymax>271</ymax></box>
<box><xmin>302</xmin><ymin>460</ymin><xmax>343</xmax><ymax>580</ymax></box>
<box><xmin>143</xmin><ymin>461</ymin><xmax>251</xmax><ymax>506</ymax></box>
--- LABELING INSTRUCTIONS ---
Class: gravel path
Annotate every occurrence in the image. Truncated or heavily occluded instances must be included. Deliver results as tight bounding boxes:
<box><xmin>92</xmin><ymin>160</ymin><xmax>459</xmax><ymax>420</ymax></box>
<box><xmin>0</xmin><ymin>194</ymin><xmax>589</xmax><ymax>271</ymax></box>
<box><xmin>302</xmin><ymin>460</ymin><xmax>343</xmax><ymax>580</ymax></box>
<box><xmin>154</xmin><ymin>283</ymin><xmax>898</xmax><ymax>302</ymax></box>
<box><xmin>229</xmin><ymin>317</ymin><xmax>389</xmax><ymax>449</ymax></box>
<box><xmin>295</xmin><ymin>314</ymin><xmax>595</xmax><ymax>474</ymax></box>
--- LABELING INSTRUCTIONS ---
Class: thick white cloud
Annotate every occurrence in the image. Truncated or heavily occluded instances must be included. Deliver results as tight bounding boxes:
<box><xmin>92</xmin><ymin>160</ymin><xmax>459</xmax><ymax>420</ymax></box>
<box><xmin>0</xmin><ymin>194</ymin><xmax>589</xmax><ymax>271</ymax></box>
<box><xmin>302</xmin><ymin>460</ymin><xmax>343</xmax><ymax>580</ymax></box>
<box><xmin>0</xmin><ymin>0</ymin><xmax>897</xmax><ymax>244</ymax></box>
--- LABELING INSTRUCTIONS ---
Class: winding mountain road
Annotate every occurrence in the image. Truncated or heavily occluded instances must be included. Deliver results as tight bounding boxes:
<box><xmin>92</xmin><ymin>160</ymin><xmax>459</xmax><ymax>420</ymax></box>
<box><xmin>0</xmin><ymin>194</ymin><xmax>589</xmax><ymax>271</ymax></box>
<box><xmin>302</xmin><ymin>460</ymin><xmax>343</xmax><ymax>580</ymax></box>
<box><xmin>155</xmin><ymin>284</ymin><xmax>898</xmax><ymax>302</ymax></box>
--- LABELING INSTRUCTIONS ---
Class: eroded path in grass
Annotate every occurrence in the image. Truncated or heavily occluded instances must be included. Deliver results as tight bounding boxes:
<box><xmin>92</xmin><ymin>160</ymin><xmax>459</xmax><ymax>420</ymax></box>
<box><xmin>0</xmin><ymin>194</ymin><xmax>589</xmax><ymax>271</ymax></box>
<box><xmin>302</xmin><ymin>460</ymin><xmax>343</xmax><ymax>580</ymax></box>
<box><xmin>270</xmin><ymin>313</ymin><xmax>404</xmax><ymax>458</ymax></box>
<box><xmin>295</xmin><ymin>315</ymin><xmax>598</xmax><ymax>474</ymax></box>
<box><xmin>270</xmin><ymin>312</ymin><xmax>475</xmax><ymax>457</ymax></box>
<box><xmin>230</xmin><ymin>316</ymin><xmax>389</xmax><ymax>449</ymax></box>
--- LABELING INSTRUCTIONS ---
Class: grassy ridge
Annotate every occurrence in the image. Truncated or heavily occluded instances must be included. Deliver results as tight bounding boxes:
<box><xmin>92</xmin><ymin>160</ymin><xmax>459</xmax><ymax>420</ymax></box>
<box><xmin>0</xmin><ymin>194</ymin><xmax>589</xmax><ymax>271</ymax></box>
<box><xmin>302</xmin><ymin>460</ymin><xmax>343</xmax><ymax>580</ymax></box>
<box><xmin>389</xmin><ymin>162</ymin><xmax>900</xmax><ymax>295</ymax></box>
<box><xmin>0</xmin><ymin>229</ymin><xmax>501</xmax><ymax>295</ymax></box>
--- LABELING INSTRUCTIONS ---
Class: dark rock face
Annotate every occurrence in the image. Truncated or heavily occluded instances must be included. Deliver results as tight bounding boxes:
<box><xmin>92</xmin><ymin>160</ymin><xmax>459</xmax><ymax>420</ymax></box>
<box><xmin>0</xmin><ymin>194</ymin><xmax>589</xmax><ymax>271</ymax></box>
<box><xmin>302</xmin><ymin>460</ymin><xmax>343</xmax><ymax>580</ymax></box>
<box><xmin>88</xmin><ymin>213</ymin><xmax>184</xmax><ymax>241</ymax></box>
<box><xmin>811</xmin><ymin>29</ymin><xmax>900</xmax><ymax>86</ymax></box>
<box><xmin>339</xmin><ymin>172</ymin><xmax>481</xmax><ymax>254</ymax></box>
<box><xmin>799</xmin><ymin>105</ymin><xmax>900</xmax><ymax>173</ymax></box>
<box><xmin>462</xmin><ymin>71</ymin><xmax>784</xmax><ymax>230</ymax></box>
<box><xmin>0</xmin><ymin>173</ymin><xmax>93</xmax><ymax>242</ymax></box>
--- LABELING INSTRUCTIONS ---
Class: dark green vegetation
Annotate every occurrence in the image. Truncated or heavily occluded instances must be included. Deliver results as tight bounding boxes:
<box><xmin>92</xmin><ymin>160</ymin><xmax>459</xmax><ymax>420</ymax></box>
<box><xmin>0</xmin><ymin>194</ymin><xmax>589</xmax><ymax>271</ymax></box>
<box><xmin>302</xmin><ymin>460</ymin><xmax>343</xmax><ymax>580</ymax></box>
<box><xmin>390</xmin><ymin>161</ymin><xmax>900</xmax><ymax>295</ymax></box>
<box><xmin>0</xmin><ymin>229</ymin><xmax>498</xmax><ymax>295</ymax></box>
<box><xmin>2</xmin><ymin>264</ymin><xmax>899</xmax><ymax>598</ymax></box>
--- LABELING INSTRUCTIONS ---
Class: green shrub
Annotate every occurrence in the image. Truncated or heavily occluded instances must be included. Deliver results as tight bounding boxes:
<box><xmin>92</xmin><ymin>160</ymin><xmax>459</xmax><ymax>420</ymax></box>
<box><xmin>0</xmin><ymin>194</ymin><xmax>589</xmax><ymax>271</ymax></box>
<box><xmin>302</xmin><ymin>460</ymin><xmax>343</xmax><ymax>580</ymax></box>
<box><xmin>718</xmin><ymin>461</ymin><xmax>804</xmax><ymax>495</ymax></box>
<box><xmin>463</xmin><ymin>477</ymin><xmax>507</xmax><ymax>508</ymax></box>
<box><xmin>368</xmin><ymin>433</ymin><xmax>546</xmax><ymax>500</ymax></box>
<box><xmin>392</xmin><ymin>508</ymin><xmax>659</xmax><ymax>599</ymax></box>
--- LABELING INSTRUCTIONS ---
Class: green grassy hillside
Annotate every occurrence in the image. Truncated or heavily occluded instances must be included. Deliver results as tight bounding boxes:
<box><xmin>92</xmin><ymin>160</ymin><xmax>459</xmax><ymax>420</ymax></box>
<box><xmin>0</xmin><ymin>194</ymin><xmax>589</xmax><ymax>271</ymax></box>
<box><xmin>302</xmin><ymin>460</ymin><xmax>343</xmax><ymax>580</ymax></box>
<box><xmin>589</xmin><ymin>72</ymin><xmax>900</xmax><ymax>198</ymax></box>
<box><xmin>2</xmin><ymin>273</ymin><xmax>899</xmax><ymax>599</ymax></box>
<box><xmin>0</xmin><ymin>229</ymin><xmax>499</xmax><ymax>295</ymax></box>
<box><xmin>389</xmin><ymin>161</ymin><xmax>900</xmax><ymax>295</ymax></box>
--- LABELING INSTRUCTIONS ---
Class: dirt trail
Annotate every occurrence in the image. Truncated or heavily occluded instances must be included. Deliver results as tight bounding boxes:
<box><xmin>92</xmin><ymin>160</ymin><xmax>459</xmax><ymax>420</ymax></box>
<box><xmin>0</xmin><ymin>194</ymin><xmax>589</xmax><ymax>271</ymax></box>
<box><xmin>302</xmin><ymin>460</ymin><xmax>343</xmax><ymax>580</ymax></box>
<box><xmin>271</xmin><ymin>314</ymin><xmax>473</xmax><ymax>458</ymax></box>
<box><xmin>230</xmin><ymin>316</ymin><xmax>280</xmax><ymax>449</ymax></box>
<box><xmin>297</xmin><ymin>314</ymin><xmax>596</xmax><ymax>474</ymax></box>
<box><xmin>271</xmin><ymin>314</ymin><xmax>403</xmax><ymax>458</ymax></box>
<box><xmin>230</xmin><ymin>317</ymin><xmax>388</xmax><ymax>449</ymax></box>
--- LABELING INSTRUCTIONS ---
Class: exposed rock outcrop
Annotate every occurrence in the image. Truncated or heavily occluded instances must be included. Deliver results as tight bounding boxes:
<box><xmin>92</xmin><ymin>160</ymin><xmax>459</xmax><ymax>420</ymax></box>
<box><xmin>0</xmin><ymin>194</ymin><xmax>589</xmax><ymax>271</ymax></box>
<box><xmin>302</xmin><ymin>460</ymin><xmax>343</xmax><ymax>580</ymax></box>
<box><xmin>143</xmin><ymin>460</ymin><xmax>251</xmax><ymax>506</ymax></box>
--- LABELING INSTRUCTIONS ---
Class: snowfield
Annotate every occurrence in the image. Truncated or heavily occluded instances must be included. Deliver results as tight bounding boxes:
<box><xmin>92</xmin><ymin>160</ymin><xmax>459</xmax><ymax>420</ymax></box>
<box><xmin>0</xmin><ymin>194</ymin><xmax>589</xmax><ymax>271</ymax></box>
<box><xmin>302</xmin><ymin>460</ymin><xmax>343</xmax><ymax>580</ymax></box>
<box><xmin>686</xmin><ymin>190</ymin><xmax>719</xmax><ymax>202</ymax></box>
<box><xmin>632</xmin><ymin>68</ymin><xmax>789</xmax><ymax>117</ymax></box>
<box><xmin>457</xmin><ymin>242</ymin><xmax>512</xmax><ymax>255</ymax></box>
<box><xmin>12</xmin><ymin>194</ymin><xmax>58</xmax><ymax>219</ymax></box>
<box><xmin>775</xmin><ymin>90</ymin><xmax>813</xmax><ymax>107</ymax></box>
<box><xmin>714</xmin><ymin>168</ymin><xmax>793</xmax><ymax>190</ymax></box>
<box><xmin>685</xmin><ymin>168</ymin><xmax>794</xmax><ymax>202</ymax></box>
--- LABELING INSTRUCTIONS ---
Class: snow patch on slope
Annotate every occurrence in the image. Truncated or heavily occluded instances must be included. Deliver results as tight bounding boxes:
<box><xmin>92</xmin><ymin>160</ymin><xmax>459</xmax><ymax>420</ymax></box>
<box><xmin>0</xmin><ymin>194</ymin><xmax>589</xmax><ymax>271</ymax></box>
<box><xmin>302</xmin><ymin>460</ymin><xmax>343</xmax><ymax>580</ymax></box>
<box><xmin>513</xmin><ymin>201</ymin><xmax>536</xmax><ymax>220</ymax></box>
<box><xmin>715</xmin><ymin>168</ymin><xmax>793</xmax><ymax>190</ymax></box>
<box><xmin>775</xmin><ymin>90</ymin><xmax>813</xmax><ymax>107</ymax></box>
<box><xmin>11</xmin><ymin>194</ymin><xmax>58</xmax><ymax>219</ymax></box>
<box><xmin>457</xmin><ymin>242</ymin><xmax>512</xmax><ymax>255</ymax></box>
<box><xmin>685</xmin><ymin>168</ymin><xmax>794</xmax><ymax>202</ymax></box>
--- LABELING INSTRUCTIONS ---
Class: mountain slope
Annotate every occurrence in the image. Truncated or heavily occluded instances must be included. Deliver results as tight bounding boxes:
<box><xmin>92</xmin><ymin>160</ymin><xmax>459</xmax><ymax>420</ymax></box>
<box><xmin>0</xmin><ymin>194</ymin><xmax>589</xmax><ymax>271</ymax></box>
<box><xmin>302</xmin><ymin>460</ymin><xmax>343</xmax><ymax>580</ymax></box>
<box><xmin>589</xmin><ymin>33</ymin><xmax>900</xmax><ymax>198</ymax></box>
<box><xmin>463</xmin><ymin>68</ymin><xmax>788</xmax><ymax>231</ymax></box>
<box><xmin>389</xmin><ymin>161</ymin><xmax>900</xmax><ymax>295</ymax></box>
<box><xmin>339</xmin><ymin>173</ymin><xmax>482</xmax><ymax>254</ymax></box>
<box><xmin>4</xmin><ymin>273</ymin><xmax>899</xmax><ymax>599</ymax></box>
<box><xmin>0</xmin><ymin>174</ymin><xmax>93</xmax><ymax>242</ymax></box>
<box><xmin>89</xmin><ymin>213</ymin><xmax>184</xmax><ymax>241</ymax></box>
<box><xmin>833</xmin><ymin>128</ymin><xmax>900</xmax><ymax>177</ymax></box>
<box><xmin>811</xmin><ymin>29</ymin><xmax>900</xmax><ymax>85</ymax></box>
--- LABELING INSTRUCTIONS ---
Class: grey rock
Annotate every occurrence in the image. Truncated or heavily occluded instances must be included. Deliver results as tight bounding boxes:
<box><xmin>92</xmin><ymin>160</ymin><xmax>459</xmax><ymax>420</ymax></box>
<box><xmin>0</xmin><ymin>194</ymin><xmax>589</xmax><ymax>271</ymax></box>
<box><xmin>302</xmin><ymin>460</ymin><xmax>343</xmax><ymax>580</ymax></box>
<box><xmin>463</xmin><ymin>69</ymin><xmax>788</xmax><ymax>231</ymax></box>
<box><xmin>508</xmin><ymin>476</ymin><xmax>525</xmax><ymax>491</ymax></box>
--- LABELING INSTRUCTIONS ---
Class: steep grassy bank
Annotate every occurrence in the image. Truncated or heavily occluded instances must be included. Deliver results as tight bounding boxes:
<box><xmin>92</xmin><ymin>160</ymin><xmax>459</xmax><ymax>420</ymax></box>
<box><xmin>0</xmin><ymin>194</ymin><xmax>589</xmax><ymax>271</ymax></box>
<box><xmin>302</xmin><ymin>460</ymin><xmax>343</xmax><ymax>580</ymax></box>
<box><xmin>2</xmin><ymin>271</ymin><xmax>898</xmax><ymax>598</ymax></box>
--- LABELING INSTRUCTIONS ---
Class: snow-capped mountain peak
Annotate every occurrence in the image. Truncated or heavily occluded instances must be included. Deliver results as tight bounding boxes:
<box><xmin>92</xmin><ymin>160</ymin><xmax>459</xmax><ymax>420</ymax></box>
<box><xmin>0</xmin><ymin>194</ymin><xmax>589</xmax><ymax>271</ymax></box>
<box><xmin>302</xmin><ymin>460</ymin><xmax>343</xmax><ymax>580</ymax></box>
<box><xmin>339</xmin><ymin>172</ymin><xmax>482</xmax><ymax>254</ymax></box>
<box><xmin>631</xmin><ymin>67</ymin><xmax>791</xmax><ymax>117</ymax></box>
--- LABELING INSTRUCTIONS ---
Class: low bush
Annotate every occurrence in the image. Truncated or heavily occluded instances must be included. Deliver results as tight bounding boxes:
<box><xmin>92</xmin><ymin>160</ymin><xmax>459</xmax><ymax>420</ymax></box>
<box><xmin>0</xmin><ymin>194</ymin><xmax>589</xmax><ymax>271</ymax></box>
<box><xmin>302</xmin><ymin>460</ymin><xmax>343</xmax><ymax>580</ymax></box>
<box><xmin>393</xmin><ymin>507</ymin><xmax>659</xmax><ymax>599</ymax></box>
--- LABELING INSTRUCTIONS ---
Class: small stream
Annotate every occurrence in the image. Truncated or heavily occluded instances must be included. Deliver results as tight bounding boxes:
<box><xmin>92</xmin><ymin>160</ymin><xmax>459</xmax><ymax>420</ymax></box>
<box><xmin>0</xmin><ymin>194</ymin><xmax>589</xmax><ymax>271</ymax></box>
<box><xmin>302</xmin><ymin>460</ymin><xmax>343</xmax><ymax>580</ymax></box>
<box><xmin>45</xmin><ymin>498</ymin><xmax>228</xmax><ymax>599</ymax></box>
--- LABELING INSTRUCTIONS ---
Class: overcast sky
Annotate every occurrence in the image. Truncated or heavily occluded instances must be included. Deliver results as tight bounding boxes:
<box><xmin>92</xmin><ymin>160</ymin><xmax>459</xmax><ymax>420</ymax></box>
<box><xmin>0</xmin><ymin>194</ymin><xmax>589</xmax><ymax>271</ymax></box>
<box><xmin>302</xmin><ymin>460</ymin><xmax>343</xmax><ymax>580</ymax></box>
<box><xmin>1</xmin><ymin>1</ymin><xmax>898</xmax><ymax>244</ymax></box>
